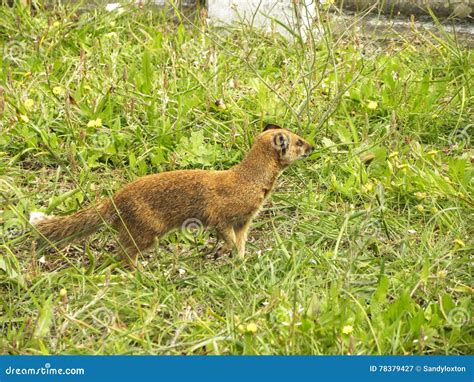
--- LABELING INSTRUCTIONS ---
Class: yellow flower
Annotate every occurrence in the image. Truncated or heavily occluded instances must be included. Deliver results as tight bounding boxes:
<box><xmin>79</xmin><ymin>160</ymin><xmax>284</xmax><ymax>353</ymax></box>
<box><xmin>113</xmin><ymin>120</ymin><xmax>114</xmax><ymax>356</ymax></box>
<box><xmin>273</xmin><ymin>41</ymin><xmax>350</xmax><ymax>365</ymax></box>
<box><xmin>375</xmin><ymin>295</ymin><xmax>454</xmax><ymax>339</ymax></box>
<box><xmin>416</xmin><ymin>204</ymin><xmax>424</xmax><ymax>213</ymax></box>
<box><xmin>342</xmin><ymin>325</ymin><xmax>353</xmax><ymax>335</ymax></box>
<box><xmin>246</xmin><ymin>323</ymin><xmax>258</xmax><ymax>334</ymax></box>
<box><xmin>430</xmin><ymin>207</ymin><xmax>438</xmax><ymax>214</ymax></box>
<box><xmin>437</xmin><ymin>270</ymin><xmax>447</xmax><ymax>279</ymax></box>
<box><xmin>361</xmin><ymin>182</ymin><xmax>373</xmax><ymax>193</ymax></box>
<box><xmin>53</xmin><ymin>86</ymin><xmax>64</xmax><ymax>96</ymax></box>
<box><xmin>367</xmin><ymin>100</ymin><xmax>378</xmax><ymax>110</ymax></box>
<box><xmin>20</xmin><ymin>114</ymin><xmax>29</xmax><ymax>122</ymax></box>
<box><xmin>237</xmin><ymin>324</ymin><xmax>245</xmax><ymax>333</ymax></box>
<box><xmin>322</xmin><ymin>0</ymin><xmax>334</xmax><ymax>8</ymax></box>
<box><xmin>453</xmin><ymin>239</ymin><xmax>465</xmax><ymax>248</ymax></box>
<box><xmin>415</xmin><ymin>192</ymin><xmax>426</xmax><ymax>200</ymax></box>
<box><xmin>24</xmin><ymin>98</ymin><xmax>34</xmax><ymax>110</ymax></box>
<box><xmin>52</xmin><ymin>21</ymin><xmax>61</xmax><ymax>28</ymax></box>
<box><xmin>59</xmin><ymin>288</ymin><xmax>67</xmax><ymax>297</ymax></box>
<box><xmin>87</xmin><ymin>118</ymin><xmax>102</xmax><ymax>128</ymax></box>
<box><xmin>388</xmin><ymin>151</ymin><xmax>399</xmax><ymax>159</ymax></box>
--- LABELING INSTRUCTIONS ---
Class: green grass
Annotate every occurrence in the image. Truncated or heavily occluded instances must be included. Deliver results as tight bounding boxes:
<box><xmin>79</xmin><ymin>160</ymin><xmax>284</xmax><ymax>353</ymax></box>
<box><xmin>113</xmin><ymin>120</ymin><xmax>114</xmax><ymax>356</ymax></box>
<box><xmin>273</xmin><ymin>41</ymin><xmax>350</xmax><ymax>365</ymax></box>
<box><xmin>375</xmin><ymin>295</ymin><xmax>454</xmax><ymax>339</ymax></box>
<box><xmin>0</xmin><ymin>1</ymin><xmax>473</xmax><ymax>355</ymax></box>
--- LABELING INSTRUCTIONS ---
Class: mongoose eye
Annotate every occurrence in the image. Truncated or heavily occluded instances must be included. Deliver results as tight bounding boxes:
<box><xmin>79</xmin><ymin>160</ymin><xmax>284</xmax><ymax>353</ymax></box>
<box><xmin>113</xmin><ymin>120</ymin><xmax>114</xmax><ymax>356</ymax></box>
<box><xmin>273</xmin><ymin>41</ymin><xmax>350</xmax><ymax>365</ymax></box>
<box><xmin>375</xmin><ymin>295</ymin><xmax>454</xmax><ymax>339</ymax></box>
<box><xmin>296</xmin><ymin>139</ymin><xmax>304</xmax><ymax>147</ymax></box>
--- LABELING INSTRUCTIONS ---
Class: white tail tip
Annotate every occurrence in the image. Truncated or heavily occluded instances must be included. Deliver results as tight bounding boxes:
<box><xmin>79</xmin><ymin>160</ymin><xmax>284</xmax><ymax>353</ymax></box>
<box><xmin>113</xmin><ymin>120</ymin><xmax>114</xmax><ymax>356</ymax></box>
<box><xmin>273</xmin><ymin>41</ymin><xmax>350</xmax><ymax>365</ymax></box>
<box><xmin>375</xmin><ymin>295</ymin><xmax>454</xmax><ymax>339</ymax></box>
<box><xmin>29</xmin><ymin>211</ymin><xmax>47</xmax><ymax>225</ymax></box>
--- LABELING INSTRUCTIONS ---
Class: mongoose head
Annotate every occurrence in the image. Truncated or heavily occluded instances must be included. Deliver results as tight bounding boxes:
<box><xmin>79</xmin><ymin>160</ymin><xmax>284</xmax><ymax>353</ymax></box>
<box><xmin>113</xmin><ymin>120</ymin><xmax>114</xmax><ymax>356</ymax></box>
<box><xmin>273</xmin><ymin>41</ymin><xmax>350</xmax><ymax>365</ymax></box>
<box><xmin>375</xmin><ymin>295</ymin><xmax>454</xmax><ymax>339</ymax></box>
<box><xmin>259</xmin><ymin>124</ymin><xmax>314</xmax><ymax>167</ymax></box>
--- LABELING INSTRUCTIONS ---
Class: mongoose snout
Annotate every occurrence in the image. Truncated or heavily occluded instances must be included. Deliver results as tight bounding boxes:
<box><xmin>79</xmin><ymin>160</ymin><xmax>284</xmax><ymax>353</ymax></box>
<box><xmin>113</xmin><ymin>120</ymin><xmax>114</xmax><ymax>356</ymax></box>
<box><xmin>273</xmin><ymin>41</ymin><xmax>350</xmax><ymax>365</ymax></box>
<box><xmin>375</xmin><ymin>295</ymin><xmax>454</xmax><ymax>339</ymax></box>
<box><xmin>303</xmin><ymin>145</ymin><xmax>315</xmax><ymax>157</ymax></box>
<box><xmin>32</xmin><ymin>124</ymin><xmax>313</xmax><ymax>266</ymax></box>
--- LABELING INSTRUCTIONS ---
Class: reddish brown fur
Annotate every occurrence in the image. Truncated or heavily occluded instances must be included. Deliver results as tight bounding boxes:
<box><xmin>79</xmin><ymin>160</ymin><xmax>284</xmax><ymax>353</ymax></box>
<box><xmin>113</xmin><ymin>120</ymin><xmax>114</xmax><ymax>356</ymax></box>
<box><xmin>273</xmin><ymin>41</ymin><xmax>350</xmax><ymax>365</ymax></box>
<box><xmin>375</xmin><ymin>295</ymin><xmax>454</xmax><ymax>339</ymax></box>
<box><xmin>33</xmin><ymin>125</ymin><xmax>314</xmax><ymax>265</ymax></box>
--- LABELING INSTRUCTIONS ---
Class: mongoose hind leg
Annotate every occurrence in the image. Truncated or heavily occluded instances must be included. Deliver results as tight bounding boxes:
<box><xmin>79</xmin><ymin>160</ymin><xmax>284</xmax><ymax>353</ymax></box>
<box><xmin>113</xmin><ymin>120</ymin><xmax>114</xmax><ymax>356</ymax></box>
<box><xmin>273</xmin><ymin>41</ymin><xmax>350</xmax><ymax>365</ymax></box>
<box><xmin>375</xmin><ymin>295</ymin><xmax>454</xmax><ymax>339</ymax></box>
<box><xmin>112</xmin><ymin>200</ymin><xmax>166</xmax><ymax>266</ymax></box>
<box><xmin>116</xmin><ymin>225</ymin><xmax>159</xmax><ymax>267</ymax></box>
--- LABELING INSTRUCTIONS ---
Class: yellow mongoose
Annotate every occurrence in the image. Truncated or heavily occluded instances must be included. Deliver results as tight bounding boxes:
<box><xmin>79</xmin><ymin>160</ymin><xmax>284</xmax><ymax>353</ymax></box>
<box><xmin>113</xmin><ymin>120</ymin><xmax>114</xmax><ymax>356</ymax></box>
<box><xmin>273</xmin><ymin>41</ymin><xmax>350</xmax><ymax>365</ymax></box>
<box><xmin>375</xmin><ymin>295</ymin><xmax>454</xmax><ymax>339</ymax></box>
<box><xmin>31</xmin><ymin>124</ymin><xmax>314</xmax><ymax>264</ymax></box>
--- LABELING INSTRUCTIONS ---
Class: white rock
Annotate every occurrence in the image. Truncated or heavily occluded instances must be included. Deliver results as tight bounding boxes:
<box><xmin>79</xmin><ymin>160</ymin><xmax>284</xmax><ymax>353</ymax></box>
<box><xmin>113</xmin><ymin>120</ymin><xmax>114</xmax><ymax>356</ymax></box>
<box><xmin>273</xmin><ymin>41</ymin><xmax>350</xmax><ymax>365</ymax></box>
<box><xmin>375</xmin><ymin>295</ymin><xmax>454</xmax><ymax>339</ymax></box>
<box><xmin>105</xmin><ymin>3</ymin><xmax>123</xmax><ymax>13</ymax></box>
<box><xmin>207</xmin><ymin>0</ymin><xmax>317</xmax><ymax>40</ymax></box>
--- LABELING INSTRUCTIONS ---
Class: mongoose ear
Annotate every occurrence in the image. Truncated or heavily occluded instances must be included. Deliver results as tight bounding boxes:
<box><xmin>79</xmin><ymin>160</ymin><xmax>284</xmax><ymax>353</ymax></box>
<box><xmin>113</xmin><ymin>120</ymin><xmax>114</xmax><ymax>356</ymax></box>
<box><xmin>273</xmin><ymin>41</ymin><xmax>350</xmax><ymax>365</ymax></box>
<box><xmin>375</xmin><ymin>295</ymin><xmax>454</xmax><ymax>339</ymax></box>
<box><xmin>263</xmin><ymin>123</ymin><xmax>282</xmax><ymax>132</ymax></box>
<box><xmin>272</xmin><ymin>132</ymin><xmax>290</xmax><ymax>153</ymax></box>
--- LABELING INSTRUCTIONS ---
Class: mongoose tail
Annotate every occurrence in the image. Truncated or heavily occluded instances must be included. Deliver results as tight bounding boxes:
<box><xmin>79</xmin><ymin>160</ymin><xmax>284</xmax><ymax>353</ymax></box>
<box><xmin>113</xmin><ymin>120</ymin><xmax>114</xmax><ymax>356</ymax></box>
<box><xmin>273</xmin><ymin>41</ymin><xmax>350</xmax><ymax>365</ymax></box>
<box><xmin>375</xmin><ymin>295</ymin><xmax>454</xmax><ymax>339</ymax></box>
<box><xmin>32</xmin><ymin>199</ymin><xmax>113</xmax><ymax>244</ymax></box>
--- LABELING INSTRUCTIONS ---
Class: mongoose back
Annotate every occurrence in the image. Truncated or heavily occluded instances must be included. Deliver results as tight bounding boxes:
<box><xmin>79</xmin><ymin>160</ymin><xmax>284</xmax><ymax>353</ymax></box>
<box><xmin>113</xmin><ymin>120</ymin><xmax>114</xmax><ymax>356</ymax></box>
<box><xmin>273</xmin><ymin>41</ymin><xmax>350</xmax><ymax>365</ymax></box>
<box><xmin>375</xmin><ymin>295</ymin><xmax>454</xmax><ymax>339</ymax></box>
<box><xmin>32</xmin><ymin>124</ymin><xmax>314</xmax><ymax>265</ymax></box>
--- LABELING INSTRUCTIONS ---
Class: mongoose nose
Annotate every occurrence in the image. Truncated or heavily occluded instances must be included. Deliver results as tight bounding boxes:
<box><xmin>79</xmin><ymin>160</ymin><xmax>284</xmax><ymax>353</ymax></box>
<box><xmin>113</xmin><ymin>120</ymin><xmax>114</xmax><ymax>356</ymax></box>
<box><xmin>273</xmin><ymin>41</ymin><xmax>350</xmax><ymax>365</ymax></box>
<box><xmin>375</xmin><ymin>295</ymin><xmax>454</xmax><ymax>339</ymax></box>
<box><xmin>302</xmin><ymin>145</ymin><xmax>314</xmax><ymax>158</ymax></box>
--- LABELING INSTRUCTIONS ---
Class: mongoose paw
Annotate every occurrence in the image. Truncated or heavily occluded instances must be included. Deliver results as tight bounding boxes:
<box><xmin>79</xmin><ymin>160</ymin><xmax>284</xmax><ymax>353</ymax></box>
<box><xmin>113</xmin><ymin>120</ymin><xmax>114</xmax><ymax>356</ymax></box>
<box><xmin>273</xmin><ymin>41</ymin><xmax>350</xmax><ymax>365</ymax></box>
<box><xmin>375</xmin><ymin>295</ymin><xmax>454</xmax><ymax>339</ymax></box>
<box><xmin>213</xmin><ymin>246</ymin><xmax>232</xmax><ymax>260</ymax></box>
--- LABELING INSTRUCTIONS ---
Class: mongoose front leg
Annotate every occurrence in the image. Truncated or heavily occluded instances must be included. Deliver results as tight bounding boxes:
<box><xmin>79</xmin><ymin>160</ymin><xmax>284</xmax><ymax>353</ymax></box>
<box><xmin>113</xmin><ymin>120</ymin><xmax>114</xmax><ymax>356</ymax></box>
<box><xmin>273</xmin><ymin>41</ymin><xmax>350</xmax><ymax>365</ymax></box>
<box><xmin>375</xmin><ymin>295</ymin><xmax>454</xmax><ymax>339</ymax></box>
<box><xmin>234</xmin><ymin>220</ymin><xmax>252</xmax><ymax>260</ymax></box>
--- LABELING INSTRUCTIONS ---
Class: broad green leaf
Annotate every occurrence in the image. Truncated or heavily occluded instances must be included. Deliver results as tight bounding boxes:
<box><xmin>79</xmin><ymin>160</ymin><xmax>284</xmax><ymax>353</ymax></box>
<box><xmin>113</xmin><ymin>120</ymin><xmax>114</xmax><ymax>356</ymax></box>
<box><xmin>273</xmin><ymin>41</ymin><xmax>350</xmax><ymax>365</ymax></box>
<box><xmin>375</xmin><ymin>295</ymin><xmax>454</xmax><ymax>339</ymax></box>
<box><xmin>33</xmin><ymin>296</ymin><xmax>54</xmax><ymax>339</ymax></box>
